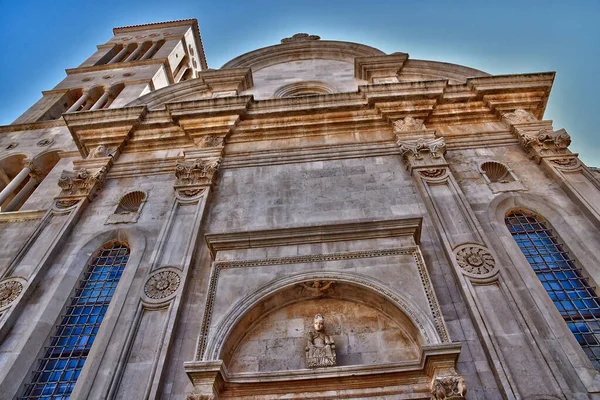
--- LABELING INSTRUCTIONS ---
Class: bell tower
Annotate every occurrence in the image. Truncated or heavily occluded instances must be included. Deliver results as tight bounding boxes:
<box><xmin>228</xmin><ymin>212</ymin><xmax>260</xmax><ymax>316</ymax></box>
<box><xmin>13</xmin><ymin>19</ymin><xmax>207</xmax><ymax>124</ymax></box>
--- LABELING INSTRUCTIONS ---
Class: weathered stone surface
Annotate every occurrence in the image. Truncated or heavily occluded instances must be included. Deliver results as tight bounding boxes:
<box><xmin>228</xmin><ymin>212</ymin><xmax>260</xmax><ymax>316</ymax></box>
<box><xmin>0</xmin><ymin>16</ymin><xmax>598</xmax><ymax>400</ymax></box>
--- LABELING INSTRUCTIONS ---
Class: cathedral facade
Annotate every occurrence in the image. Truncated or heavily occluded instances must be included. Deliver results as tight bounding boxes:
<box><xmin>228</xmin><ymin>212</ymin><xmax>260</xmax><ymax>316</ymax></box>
<box><xmin>0</xmin><ymin>18</ymin><xmax>600</xmax><ymax>399</ymax></box>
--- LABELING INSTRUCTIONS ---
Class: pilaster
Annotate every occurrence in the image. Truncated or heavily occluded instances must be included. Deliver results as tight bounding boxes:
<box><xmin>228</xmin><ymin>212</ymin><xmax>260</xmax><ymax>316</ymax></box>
<box><xmin>103</xmin><ymin>146</ymin><xmax>223</xmax><ymax>399</ymax></box>
<box><xmin>395</xmin><ymin>118</ymin><xmax>571</xmax><ymax>399</ymax></box>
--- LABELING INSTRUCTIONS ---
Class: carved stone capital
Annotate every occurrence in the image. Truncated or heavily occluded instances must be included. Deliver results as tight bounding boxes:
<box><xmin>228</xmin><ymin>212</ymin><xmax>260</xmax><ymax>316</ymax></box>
<box><xmin>175</xmin><ymin>157</ymin><xmax>222</xmax><ymax>190</ymax></box>
<box><xmin>56</xmin><ymin>166</ymin><xmax>107</xmax><ymax>201</ymax></box>
<box><xmin>397</xmin><ymin>137</ymin><xmax>447</xmax><ymax>169</ymax></box>
<box><xmin>502</xmin><ymin>108</ymin><xmax>537</xmax><ymax>124</ymax></box>
<box><xmin>431</xmin><ymin>373</ymin><xmax>467</xmax><ymax>400</ymax></box>
<box><xmin>518</xmin><ymin>128</ymin><xmax>571</xmax><ymax>160</ymax></box>
<box><xmin>23</xmin><ymin>158</ymin><xmax>43</xmax><ymax>181</ymax></box>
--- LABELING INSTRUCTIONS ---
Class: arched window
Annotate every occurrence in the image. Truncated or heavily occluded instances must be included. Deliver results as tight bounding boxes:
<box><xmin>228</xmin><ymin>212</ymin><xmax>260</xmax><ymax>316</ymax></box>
<box><xmin>20</xmin><ymin>241</ymin><xmax>130</xmax><ymax>399</ymax></box>
<box><xmin>505</xmin><ymin>210</ymin><xmax>600</xmax><ymax>369</ymax></box>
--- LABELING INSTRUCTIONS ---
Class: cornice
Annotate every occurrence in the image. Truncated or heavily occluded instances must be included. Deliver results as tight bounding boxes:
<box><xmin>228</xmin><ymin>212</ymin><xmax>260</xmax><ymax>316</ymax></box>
<box><xmin>54</xmin><ymin>71</ymin><xmax>555</xmax><ymax>159</ymax></box>
<box><xmin>354</xmin><ymin>53</ymin><xmax>408</xmax><ymax>82</ymax></box>
<box><xmin>63</xmin><ymin>106</ymin><xmax>147</xmax><ymax>157</ymax></box>
<box><xmin>65</xmin><ymin>58</ymin><xmax>167</xmax><ymax>75</ymax></box>
<box><xmin>204</xmin><ymin>217</ymin><xmax>423</xmax><ymax>259</ymax></box>
<box><xmin>0</xmin><ymin>119</ymin><xmax>66</xmax><ymax>134</ymax></box>
<box><xmin>0</xmin><ymin>209</ymin><xmax>47</xmax><ymax>223</ymax></box>
<box><xmin>113</xmin><ymin>19</ymin><xmax>199</xmax><ymax>34</ymax></box>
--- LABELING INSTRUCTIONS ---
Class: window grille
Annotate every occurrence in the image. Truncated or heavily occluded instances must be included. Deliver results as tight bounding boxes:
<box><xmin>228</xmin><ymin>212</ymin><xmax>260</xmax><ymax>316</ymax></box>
<box><xmin>20</xmin><ymin>241</ymin><xmax>130</xmax><ymax>399</ymax></box>
<box><xmin>505</xmin><ymin>210</ymin><xmax>600</xmax><ymax>369</ymax></box>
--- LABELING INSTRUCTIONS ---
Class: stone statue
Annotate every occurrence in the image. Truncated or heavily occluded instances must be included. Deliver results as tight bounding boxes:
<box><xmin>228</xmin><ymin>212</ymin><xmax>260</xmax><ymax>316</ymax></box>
<box><xmin>305</xmin><ymin>313</ymin><xmax>336</xmax><ymax>368</ymax></box>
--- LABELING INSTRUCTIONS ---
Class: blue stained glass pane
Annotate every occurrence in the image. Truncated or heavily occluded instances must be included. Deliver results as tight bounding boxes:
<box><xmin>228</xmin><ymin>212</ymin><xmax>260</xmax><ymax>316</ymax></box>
<box><xmin>20</xmin><ymin>242</ymin><xmax>129</xmax><ymax>399</ymax></box>
<box><xmin>506</xmin><ymin>211</ymin><xmax>600</xmax><ymax>371</ymax></box>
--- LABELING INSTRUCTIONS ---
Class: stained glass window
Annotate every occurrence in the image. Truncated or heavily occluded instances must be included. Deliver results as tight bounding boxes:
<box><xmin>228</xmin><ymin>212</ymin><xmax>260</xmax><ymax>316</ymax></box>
<box><xmin>505</xmin><ymin>210</ymin><xmax>600</xmax><ymax>369</ymax></box>
<box><xmin>20</xmin><ymin>241</ymin><xmax>130</xmax><ymax>399</ymax></box>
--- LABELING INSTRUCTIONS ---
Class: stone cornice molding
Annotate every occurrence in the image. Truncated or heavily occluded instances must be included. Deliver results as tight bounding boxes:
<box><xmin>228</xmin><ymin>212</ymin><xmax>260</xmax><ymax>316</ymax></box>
<box><xmin>53</xmin><ymin>73</ymin><xmax>556</xmax><ymax>158</ymax></box>
<box><xmin>65</xmin><ymin>57</ymin><xmax>170</xmax><ymax>75</ymax></box>
<box><xmin>204</xmin><ymin>217</ymin><xmax>422</xmax><ymax>259</ymax></box>
<box><xmin>184</xmin><ymin>344</ymin><xmax>462</xmax><ymax>399</ymax></box>
<box><xmin>354</xmin><ymin>53</ymin><xmax>408</xmax><ymax>82</ymax></box>
<box><xmin>0</xmin><ymin>119</ymin><xmax>66</xmax><ymax>134</ymax></box>
<box><xmin>62</xmin><ymin>106</ymin><xmax>147</xmax><ymax>158</ymax></box>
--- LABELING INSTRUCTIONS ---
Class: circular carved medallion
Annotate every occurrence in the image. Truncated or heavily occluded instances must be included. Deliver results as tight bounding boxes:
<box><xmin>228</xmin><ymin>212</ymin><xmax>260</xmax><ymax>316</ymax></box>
<box><xmin>455</xmin><ymin>245</ymin><xmax>496</xmax><ymax>275</ymax></box>
<box><xmin>144</xmin><ymin>271</ymin><xmax>180</xmax><ymax>300</ymax></box>
<box><xmin>0</xmin><ymin>280</ymin><xmax>23</xmax><ymax>308</ymax></box>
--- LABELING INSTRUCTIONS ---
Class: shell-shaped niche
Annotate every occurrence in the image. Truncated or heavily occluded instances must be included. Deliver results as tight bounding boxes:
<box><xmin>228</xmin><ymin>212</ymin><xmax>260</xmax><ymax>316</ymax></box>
<box><xmin>115</xmin><ymin>191</ymin><xmax>146</xmax><ymax>214</ymax></box>
<box><xmin>481</xmin><ymin>161</ymin><xmax>513</xmax><ymax>183</ymax></box>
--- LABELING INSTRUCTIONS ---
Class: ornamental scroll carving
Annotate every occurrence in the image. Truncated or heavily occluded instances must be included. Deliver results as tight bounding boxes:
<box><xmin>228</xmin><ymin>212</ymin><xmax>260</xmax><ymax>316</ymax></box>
<box><xmin>202</xmin><ymin>135</ymin><xmax>224</xmax><ymax>148</ymax></box>
<box><xmin>0</xmin><ymin>279</ymin><xmax>23</xmax><ymax>308</ymax></box>
<box><xmin>431</xmin><ymin>374</ymin><xmax>467</xmax><ymax>400</ymax></box>
<box><xmin>550</xmin><ymin>157</ymin><xmax>580</xmax><ymax>170</ymax></box>
<box><xmin>503</xmin><ymin>108</ymin><xmax>537</xmax><ymax>124</ymax></box>
<box><xmin>281</xmin><ymin>33</ymin><xmax>320</xmax><ymax>43</ymax></box>
<box><xmin>518</xmin><ymin>128</ymin><xmax>571</xmax><ymax>159</ymax></box>
<box><xmin>397</xmin><ymin>137</ymin><xmax>447</xmax><ymax>168</ymax></box>
<box><xmin>393</xmin><ymin>116</ymin><xmax>425</xmax><ymax>132</ymax></box>
<box><xmin>57</xmin><ymin>166</ymin><xmax>107</xmax><ymax>200</ymax></box>
<box><xmin>455</xmin><ymin>245</ymin><xmax>496</xmax><ymax>276</ymax></box>
<box><xmin>144</xmin><ymin>270</ymin><xmax>181</xmax><ymax>300</ymax></box>
<box><xmin>175</xmin><ymin>157</ymin><xmax>222</xmax><ymax>188</ymax></box>
<box><xmin>88</xmin><ymin>144</ymin><xmax>117</xmax><ymax>159</ymax></box>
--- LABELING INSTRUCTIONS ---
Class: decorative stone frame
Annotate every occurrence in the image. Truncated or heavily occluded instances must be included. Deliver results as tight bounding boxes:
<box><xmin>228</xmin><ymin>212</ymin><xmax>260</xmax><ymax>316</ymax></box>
<box><xmin>273</xmin><ymin>81</ymin><xmax>337</xmax><ymax>98</ymax></box>
<box><xmin>105</xmin><ymin>189</ymin><xmax>148</xmax><ymax>224</ymax></box>
<box><xmin>479</xmin><ymin>160</ymin><xmax>525</xmax><ymax>193</ymax></box>
<box><xmin>488</xmin><ymin>192</ymin><xmax>600</xmax><ymax>392</ymax></box>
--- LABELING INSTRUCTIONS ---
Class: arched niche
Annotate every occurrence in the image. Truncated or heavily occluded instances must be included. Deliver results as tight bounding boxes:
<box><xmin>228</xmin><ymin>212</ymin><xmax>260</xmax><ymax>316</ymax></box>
<box><xmin>216</xmin><ymin>279</ymin><xmax>429</xmax><ymax>374</ymax></box>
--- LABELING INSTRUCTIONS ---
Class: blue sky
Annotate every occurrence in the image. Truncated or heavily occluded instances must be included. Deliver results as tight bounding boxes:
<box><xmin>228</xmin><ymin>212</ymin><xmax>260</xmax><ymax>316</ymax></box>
<box><xmin>0</xmin><ymin>0</ymin><xmax>598</xmax><ymax>165</ymax></box>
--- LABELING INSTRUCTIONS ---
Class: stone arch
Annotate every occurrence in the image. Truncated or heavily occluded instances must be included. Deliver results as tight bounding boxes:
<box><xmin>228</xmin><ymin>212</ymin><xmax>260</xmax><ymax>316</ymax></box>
<box><xmin>488</xmin><ymin>192</ymin><xmax>600</xmax><ymax>271</ymax></box>
<box><xmin>125</xmin><ymin>78</ymin><xmax>212</xmax><ymax>109</ymax></box>
<box><xmin>204</xmin><ymin>271</ymin><xmax>439</xmax><ymax>370</ymax></box>
<box><xmin>221</xmin><ymin>39</ymin><xmax>386</xmax><ymax>71</ymax></box>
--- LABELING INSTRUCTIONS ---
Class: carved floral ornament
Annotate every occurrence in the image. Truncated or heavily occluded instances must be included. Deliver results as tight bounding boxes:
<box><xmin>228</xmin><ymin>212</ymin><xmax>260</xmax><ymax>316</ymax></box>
<box><xmin>144</xmin><ymin>270</ymin><xmax>181</xmax><ymax>300</ymax></box>
<box><xmin>88</xmin><ymin>144</ymin><xmax>117</xmax><ymax>159</ymax></box>
<box><xmin>393</xmin><ymin>116</ymin><xmax>426</xmax><ymax>132</ymax></box>
<box><xmin>503</xmin><ymin>108</ymin><xmax>538</xmax><ymax>124</ymax></box>
<box><xmin>397</xmin><ymin>137</ymin><xmax>447</xmax><ymax>167</ymax></box>
<box><xmin>0</xmin><ymin>279</ymin><xmax>23</xmax><ymax>308</ymax></box>
<box><xmin>455</xmin><ymin>244</ymin><xmax>496</xmax><ymax>276</ymax></box>
<box><xmin>431</xmin><ymin>374</ymin><xmax>467</xmax><ymax>400</ymax></box>
<box><xmin>202</xmin><ymin>135</ymin><xmax>224</xmax><ymax>148</ymax></box>
<box><xmin>57</xmin><ymin>166</ymin><xmax>108</xmax><ymax>200</ymax></box>
<box><xmin>175</xmin><ymin>157</ymin><xmax>222</xmax><ymax>188</ymax></box>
